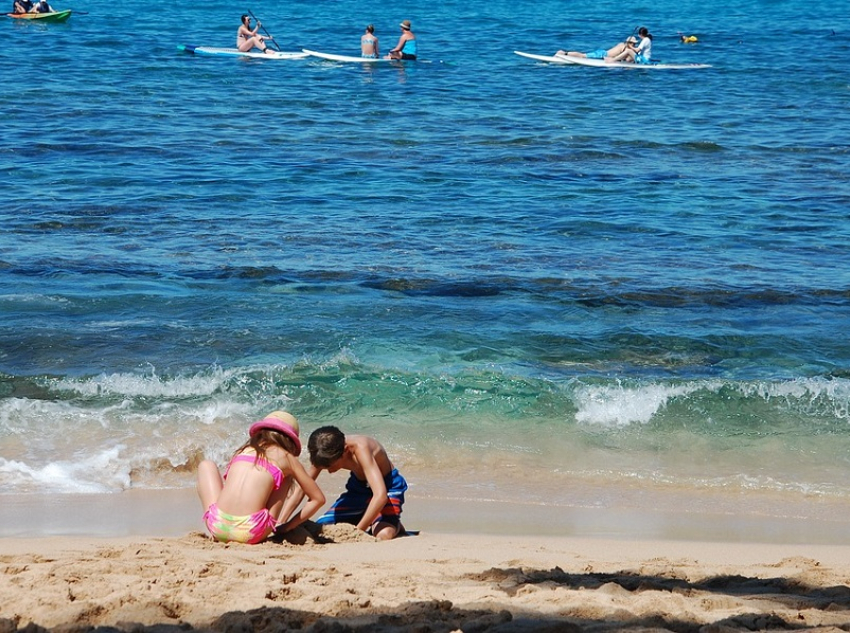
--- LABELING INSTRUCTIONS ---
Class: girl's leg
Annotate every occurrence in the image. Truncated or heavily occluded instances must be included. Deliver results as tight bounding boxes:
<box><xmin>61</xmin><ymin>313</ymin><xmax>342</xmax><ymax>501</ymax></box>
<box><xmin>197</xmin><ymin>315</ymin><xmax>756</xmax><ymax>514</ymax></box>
<box><xmin>196</xmin><ymin>460</ymin><xmax>223</xmax><ymax>511</ymax></box>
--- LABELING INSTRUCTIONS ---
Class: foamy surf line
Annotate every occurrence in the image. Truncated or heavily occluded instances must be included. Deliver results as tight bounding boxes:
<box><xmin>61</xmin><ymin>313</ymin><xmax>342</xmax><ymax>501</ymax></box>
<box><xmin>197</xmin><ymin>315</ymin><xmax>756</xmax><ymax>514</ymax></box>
<box><xmin>3</xmin><ymin>485</ymin><xmax>849</xmax><ymax>545</ymax></box>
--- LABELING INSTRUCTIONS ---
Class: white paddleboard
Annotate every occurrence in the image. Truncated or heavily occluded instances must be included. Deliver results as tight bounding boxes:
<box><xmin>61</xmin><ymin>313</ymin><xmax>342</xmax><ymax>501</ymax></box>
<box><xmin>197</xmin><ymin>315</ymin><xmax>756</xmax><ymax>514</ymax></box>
<box><xmin>514</xmin><ymin>50</ymin><xmax>711</xmax><ymax>70</ymax></box>
<box><xmin>513</xmin><ymin>51</ymin><xmax>573</xmax><ymax>64</ymax></box>
<box><xmin>302</xmin><ymin>49</ymin><xmax>405</xmax><ymax>63</ymax></box>
<box><xmin>179</xmin><ymin>45</ymin><xmax>309</xmax><ymax>60</ymax></box>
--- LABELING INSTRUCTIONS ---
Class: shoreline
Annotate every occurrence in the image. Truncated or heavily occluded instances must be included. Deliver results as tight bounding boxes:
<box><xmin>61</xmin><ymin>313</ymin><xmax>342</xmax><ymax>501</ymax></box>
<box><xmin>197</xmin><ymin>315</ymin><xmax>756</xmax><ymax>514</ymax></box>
<box><xmin>3</xmin><ymin>528</ymin><xmax>850</xmax><ymax>632</ymax></box>
<box><xmin>3</xmin><ymin>484</ymin><xmax>849</xmax><ymax>544</ymax></box>
<box><xmin>4</xmin><ymin>487</ymin><xmax>850</xmax><ymax>632</ymax></box>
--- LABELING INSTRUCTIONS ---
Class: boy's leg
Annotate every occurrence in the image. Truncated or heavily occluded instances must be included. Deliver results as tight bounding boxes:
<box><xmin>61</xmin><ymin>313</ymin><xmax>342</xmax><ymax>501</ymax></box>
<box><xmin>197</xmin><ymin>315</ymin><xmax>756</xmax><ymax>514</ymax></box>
<box><xmin>372</xmin><ymin>521</ymin><xmax>401</xmax><ymax>540</ymax></box>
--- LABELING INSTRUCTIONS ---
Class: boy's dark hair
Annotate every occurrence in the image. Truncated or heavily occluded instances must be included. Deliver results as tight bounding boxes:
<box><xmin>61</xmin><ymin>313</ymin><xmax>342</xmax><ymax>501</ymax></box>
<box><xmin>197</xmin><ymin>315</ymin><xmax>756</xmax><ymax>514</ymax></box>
<box><xmin>308</xmin><ymin>425</ymin><xmax>346</xmax><ymax>468</ymax></box>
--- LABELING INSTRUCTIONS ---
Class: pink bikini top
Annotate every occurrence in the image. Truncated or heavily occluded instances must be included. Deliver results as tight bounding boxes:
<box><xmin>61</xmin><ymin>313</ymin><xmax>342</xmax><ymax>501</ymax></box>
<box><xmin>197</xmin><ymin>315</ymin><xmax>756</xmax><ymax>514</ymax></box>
<box><xmin>223</xmin><ymin>454</ymin><xmax>284</xmax><ymax>490</ymax></box>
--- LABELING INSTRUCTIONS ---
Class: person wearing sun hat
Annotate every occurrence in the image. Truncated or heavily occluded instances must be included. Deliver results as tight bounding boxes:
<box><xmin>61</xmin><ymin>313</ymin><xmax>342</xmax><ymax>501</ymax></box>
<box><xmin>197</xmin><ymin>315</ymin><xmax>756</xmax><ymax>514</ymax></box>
<box><xmin>387</xmin><ymin>19</ymin><xmax>416</xmax><ymax>60</ymax></box>
<box><xmin>196</xmin><ymin>411</ymin><xmax>325</xmax><ymax>544</ymax></box>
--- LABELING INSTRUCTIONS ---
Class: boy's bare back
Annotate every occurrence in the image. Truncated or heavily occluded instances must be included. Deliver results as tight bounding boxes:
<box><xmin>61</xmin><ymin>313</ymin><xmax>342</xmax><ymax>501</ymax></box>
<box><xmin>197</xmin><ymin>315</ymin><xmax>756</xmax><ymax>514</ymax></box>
<box><xmin>340</xmin><ymin>434</ymin><xmax>394</xmax><ymax>481</ymax></box>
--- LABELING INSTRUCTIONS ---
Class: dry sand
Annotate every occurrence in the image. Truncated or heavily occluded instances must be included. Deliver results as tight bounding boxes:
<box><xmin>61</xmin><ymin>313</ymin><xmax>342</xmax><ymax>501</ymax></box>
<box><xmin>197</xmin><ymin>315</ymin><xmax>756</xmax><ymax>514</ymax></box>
<box><xmin>3</xmin><ymin>517</ymin><xmax>850</xmax><ymax>632</ymax></box>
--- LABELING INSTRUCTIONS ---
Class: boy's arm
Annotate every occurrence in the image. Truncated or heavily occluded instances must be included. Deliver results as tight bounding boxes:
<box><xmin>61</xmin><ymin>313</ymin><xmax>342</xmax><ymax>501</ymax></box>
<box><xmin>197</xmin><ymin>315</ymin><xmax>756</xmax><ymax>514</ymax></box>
<box><xmin>352</xmin><ymin>445</ymin><xmax>389</xmax><ymax>532</ymax></box>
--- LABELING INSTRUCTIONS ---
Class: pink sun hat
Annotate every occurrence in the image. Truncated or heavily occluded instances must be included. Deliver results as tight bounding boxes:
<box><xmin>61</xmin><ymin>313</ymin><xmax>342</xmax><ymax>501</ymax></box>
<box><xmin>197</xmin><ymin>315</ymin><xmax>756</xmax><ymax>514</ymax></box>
<box><xmin>249</xmin><ymin>411</ymin><xmax>302</xmax><ymax>456</ymax></box>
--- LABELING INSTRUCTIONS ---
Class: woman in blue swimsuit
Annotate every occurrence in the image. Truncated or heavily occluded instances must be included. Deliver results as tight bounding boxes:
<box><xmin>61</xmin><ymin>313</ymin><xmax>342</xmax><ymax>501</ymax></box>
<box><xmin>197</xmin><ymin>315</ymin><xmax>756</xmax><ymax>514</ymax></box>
<box><xmin>387</xmin><ymin>20</ymin><xmax>416</xmax><ymax>60</ymax></box>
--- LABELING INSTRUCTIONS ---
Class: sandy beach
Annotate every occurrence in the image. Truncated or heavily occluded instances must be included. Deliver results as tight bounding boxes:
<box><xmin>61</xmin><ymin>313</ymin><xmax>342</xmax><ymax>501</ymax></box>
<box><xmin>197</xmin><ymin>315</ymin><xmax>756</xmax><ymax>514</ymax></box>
<box><xmin>3</xmin><ymin>489</ymin><xmax>850</xmax><ymax>632</ymax></box>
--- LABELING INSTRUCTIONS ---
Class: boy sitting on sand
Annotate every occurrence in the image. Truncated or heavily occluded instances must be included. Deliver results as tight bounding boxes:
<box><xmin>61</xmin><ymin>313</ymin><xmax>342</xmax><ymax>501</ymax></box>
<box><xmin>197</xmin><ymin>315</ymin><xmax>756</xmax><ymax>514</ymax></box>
<box><xmin>280</xmin><ymin>426</ymin><xmax>408</xmax><ymax>540</ymax></box>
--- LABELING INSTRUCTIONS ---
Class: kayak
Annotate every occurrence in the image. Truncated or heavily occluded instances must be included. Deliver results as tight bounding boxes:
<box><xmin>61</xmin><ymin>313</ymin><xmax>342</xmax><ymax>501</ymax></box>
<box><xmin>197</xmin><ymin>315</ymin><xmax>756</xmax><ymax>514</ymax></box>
<box><xmin>7</xmin><ymin>9</ymin><xmax>71</xmax><ymax>21</ymax></box>
<box><xmin>178</xmin><ymin>45</ymin><xmax>309</xmax><ymax>60</ymax></box>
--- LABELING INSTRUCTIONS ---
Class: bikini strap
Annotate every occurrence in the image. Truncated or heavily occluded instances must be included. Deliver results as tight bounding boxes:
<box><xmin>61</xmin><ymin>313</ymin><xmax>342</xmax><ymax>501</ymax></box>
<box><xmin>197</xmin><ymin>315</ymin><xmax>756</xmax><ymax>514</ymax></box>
<box><xmin>224</xmin><ymin>454</ymin><xmax>284</xmax><ymax>490</ymax></box>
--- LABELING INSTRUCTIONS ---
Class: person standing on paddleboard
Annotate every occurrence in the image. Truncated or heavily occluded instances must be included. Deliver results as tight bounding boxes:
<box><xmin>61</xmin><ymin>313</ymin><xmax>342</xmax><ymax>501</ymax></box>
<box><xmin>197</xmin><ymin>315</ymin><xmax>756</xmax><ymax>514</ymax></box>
<box><xmin>237</xmin><ymin>15</ymin><xmax>275</xmax><ymax>55</ymax></box>
<box><xmin>361</xmin><ymin>24</ymin><xmax>379</xmax><ymax>58</ymax></box>
<box><xmin>387</xmin><ymin>20</ymin><xmax>416</xmax><ymax>60</ymax></box>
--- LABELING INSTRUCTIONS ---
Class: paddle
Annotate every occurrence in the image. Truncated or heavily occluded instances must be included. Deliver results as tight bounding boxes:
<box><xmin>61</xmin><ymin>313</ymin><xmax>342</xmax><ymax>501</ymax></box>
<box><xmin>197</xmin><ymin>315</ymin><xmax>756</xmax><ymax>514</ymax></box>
<box><xmin>248</xmin><ymin>9</ymin><xmax>281</xmax><ymax>52</ymax></box>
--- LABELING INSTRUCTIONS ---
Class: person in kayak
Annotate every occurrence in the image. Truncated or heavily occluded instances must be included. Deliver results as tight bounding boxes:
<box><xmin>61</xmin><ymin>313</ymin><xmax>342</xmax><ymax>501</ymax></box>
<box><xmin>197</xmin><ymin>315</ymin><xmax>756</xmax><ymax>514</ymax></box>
<box><xmin>237</xmin><ymin>14</ymin><xmax>275</xmax><ymax>54</ymax></box>
<box><xmin>387</xmin><ymin>20</ymin><xmax>416</xmax><ymax>60</ymax></box>
<box><xmin>31</xmin><ymin>0</ymin><xmax>53</xmax><ymax>12</ymax></box>
<box><xmin>12</xmin><ymin>0</ymin><xmax>33</xmax><ymax>13</ymax></box>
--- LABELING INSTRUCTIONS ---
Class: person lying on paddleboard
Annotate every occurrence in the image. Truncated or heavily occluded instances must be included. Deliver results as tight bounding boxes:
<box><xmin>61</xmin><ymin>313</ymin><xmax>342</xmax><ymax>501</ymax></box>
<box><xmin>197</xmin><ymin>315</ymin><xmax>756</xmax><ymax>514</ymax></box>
<box><xmin>361</xmin><ymin>24</ymin><xmax>379</xmax><ymax>59</ymax></box>
<box><xmin>608</xmin><ymin>27</ymin><xmax>653</xmax><ymax>63</ymax></box>
<box><xmin>387</xmin><ymin>19</ymin><xmax>416</xmax><ymax>60</ymax></box>
<box><xmin>237</xmin><ymin>14</ymin><xmax>275</xmax><ymax>55</ymax></box>
<box><xmin>557</xmin><ymin>36</ymin><xmax>637</xmax><ymax>60</ymax></box>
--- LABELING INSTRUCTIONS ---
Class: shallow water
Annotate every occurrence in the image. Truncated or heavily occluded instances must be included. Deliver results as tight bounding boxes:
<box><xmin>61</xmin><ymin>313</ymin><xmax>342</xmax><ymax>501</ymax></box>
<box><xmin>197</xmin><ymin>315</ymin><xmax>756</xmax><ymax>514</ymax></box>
<box><xmin>2</xmin><ymin>0</ymin><xmax>850</xmax><ymax>525</ymax></box>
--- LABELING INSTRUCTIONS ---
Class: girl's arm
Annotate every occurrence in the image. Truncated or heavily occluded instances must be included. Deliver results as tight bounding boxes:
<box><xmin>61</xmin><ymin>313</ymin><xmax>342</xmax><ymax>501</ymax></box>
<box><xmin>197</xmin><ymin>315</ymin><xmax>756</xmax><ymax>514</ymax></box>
<box><xmin>277</xmin><ymin>463</ymin><xmax>320</xmax><ymax>527</ymax></box>
<box><xmin>278</xmin><ymin>461</ymin><xmax>324</xmax><ymax>532</ymax></box>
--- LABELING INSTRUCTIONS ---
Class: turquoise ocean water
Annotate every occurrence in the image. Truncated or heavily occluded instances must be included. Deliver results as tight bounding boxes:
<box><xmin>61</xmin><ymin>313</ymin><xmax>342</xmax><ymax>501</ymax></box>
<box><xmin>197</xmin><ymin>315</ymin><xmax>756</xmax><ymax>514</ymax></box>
<box><xmin>2</xmin><ymin>0</ymin><xmax>849</xmax><ymax>527</ymax></box>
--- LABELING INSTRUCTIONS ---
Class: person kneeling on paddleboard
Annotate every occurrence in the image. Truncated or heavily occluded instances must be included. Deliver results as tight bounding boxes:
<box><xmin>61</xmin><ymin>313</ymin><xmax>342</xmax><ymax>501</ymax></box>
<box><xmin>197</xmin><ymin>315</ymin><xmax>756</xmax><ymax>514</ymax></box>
<box><xmin>237</xmin><ymin>15</ymin><xmax>275</xmax><ymax>55</ymax></box>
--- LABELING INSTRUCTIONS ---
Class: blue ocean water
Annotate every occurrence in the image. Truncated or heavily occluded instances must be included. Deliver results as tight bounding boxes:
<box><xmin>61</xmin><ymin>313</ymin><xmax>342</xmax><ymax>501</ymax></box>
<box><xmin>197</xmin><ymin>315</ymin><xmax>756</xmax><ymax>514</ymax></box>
<box><xmin>1</xmin><ymin>0</ymin><xmax>849</xmax><ymax>522</ymax></box>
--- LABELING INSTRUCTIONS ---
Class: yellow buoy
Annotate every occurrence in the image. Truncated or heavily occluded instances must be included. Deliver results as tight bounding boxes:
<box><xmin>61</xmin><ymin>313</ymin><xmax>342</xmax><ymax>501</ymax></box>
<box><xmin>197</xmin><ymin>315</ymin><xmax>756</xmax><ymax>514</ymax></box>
<box><xmin>681</xmin><ymin>35</ymin><xmax>699</xmax><ymax>43</ymax></box>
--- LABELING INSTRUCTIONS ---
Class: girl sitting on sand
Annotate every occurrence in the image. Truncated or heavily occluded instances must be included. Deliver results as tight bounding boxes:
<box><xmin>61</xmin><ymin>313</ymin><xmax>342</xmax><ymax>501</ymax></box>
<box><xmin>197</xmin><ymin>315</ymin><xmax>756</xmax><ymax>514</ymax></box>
<box><xmin>196</xmin><ymin>411</ymin><xmax>325</xmax><ymax>544</ymax></box>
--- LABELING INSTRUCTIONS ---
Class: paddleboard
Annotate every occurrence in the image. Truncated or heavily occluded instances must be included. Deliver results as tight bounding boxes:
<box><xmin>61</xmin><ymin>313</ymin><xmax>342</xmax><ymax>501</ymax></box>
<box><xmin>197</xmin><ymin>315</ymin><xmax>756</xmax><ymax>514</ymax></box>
<box><xmin>178</xmin><ymin>45</ymin><xmax>309</xmax><ymax>60</ymax></box>
<box><xmin>515</xmin><ymin>50</ymin><xmax>710</xmax><ymax>70</ymax></box>
<box><xmin>558</xmin><ymin>55</ymin><xmax>711</xmax><ymax>69</ymax></box>
<box><xmin>7</xmin><ymin>9</ymin><xmax>71</xmax><ymax>21</ymax></box>
<box><xmin>513</xmin><ymin>51</ymin><xmax>573</xmax><ymax>64</ymax></box>
<box><xmin>302</xmin><ymin>49</ymin><xmax>405</xmax><ymax>63</ymax></box>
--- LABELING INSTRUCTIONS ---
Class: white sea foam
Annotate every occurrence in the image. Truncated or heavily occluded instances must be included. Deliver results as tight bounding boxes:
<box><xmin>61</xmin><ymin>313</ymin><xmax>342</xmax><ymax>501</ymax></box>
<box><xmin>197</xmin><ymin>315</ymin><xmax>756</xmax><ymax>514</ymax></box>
<box><xmin>573</xmin><ymin>380</ymin><xmax>703</xmax><ymax>427</ymax></box>
<box><xmin>50</xmin><ymin>366</ymin><xmax>238</xmax><ymax>398</ymax></box>
<box><xmin>0</xmin><ymin>445</ymin><xmax>129</xmax><ymax>493</ymax></box>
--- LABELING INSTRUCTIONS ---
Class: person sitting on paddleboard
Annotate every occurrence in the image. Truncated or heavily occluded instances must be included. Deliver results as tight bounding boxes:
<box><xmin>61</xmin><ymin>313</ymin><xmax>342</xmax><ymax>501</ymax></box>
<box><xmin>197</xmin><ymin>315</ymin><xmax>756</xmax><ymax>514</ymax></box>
<box><xmin>609</xmin><ymin>27</ymin><xmax>653</xmax><ymax>63</ymax></box>
<box><xmin>387</xmin><ymin>20</ymin><xmax>416</xmax><ymax>60</ymax></box>
<box><xmin>361</xmin><ymin>24</ymin><xmax>379</xmax><ymax>59</ymax></box>
<box><xmin>557</xmin><ymin>36</ymin><xmax>637</xmax><ymax>60</ymax></box>
<box><xmin>237</xmin><ymin>15</ymin><xmax>274</xmax><ymax>55</ymax></box>
<box><xmin>12</xmin><ymin>0</ymin><xmax>33</xmax><ymax>13</ymax></box>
